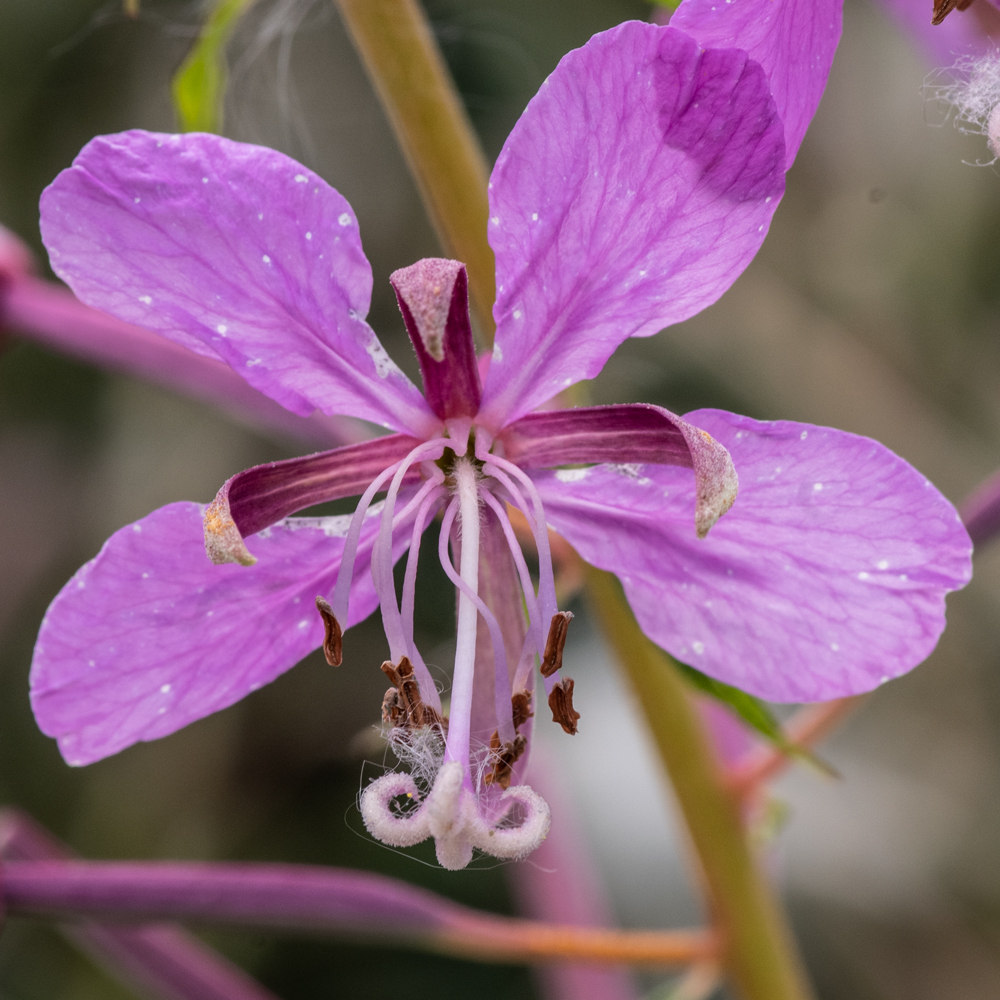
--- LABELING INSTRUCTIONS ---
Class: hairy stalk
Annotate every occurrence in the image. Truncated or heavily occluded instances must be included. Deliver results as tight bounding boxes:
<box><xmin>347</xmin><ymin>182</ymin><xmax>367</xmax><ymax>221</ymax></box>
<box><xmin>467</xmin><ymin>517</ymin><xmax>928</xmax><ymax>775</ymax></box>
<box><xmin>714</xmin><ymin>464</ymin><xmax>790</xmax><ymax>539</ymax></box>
<box><xmin>332</xmin><ymin>0</ymin><xmax>495</xmax><ymax>340</ymax></box>
<box><xmin>331</xmin><ymin>3</ymin><xmax>816</xmax><ymax>996</ymax></box>
<box><xmin>585</xmin><ymin>568</ymin><xmax>815</xmax><ymax>1000</ymax></box>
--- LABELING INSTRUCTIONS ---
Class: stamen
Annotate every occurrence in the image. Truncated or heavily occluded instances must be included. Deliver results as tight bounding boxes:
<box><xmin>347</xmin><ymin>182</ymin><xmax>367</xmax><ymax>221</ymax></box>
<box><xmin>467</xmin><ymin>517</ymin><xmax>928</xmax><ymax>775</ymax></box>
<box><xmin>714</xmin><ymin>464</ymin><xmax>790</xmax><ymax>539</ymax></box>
<box><xmin>380</xmin><ymin>656</ymin><xmax>445</xmax><ymax>730</ymax></box>
<box><xmin>484</xmin><ymin>732</ymin><xmax>527</xmax><ymax>789</ymax></box>
<box><xmin>540</xmin><ymin>611</ymin><xmax>574</xmax><ymax>678</ymax></box>
<box><xmin>314</xmin><ymin>596</ymin><xmax>343</xmax><ymax>666</ymax></box>
<box><xmin>511</xmin><ymin>689</ymin><xmax>533</xmax><ymax>730</ymax></box>
<box><xmin>399</xmin><ymin>482</ymin><xmax>447</xmax><ymax>712</ymax></box>
<box><xmin>548</xmin><ymin>677</ymin><xmax>581</xmax><ymax>735</ymax></box>
<box><xmin>437</xmin><ymin>497</ymin><xmax>515</xmax><ymax>746</ymax></box>
<box><xmin>329</xmin><ymin>461</ymin><xmax>405</xmax><ymax>626</ymax></box>
<box><xmin>511</xmin><ymin>632</ymin><xmax>538</xmax><ymax>692</ymax></box>
<box><xmin>480</xmin><ymin>454</ymin><xmax>558</xmax><ymax>626</ymax></box>
<box><xmin>371</xmin><ymin>441</ymin><xmax>448</xmax><ymax>662</ymax></box>
<box><xmin>480</xmin><ymin>489</ymin><xmax>545</xmax><ymax>653</ymax></box>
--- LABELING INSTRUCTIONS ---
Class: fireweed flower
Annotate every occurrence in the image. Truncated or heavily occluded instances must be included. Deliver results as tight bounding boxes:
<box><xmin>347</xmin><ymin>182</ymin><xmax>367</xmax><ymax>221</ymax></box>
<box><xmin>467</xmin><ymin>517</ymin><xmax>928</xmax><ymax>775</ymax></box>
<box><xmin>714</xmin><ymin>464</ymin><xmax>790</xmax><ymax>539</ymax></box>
<box><xmin>31</xmin><ymin>12</ymin><xmax>971</xmax><ymax>868</ymax></box>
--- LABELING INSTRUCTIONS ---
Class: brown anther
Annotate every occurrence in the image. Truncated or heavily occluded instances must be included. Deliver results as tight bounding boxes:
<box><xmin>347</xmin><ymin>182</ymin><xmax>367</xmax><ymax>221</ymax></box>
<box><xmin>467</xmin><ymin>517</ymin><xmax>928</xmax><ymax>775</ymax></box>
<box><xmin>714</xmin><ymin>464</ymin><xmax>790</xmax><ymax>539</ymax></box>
<box><xmin>381</xmin><ymin>687</ymin><xmax>403</xmax><ymax>727</ymax></box>
<box><xmin>548</xmin><ymin>677</ymin><xmax>581</xmax><ymax>735</ymax></box>
<box><xmin>380</xmin><ymin>657</ymin><xmax>444</xmax><ymax>730</ymax></box>
<box><xmin>540</xmin><ymin>611</ymin><xmax>574</xmax><ymax>678</ymax></box>
<box><xmin>932</xmin><ymin>0</ymin><xmax>975</xmax><ymax>25</ymax></box>
<box><xmin>484</xmin><ymin>732</ymin><xmax>527</xmax><ymax>789</ymax></box>
<box><xmin>511</xmin><ymin>689</ymin><xmax>533</xmax><ymax>731</ymax></box>
<box><xmin>315</xmin><ymin>596</ymin><xmax>342</xmax><ymax>666</ymax></box>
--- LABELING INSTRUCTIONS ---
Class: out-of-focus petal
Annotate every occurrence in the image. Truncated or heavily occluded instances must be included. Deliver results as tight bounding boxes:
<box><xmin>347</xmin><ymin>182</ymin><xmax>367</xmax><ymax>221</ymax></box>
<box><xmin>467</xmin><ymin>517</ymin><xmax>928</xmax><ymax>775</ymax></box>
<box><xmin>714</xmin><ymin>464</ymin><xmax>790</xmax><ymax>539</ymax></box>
<box><xmin>3</xmin><ymin>276</ymin><xmax>366</xmax><ymax>450</ymax></box>
<box><xmin>30</xmin><ymin>498</ymin><xmax>415</xmax><ymax>765</ymax></box>
<box><xmin>500</xmin><ymin>403</ymin><xmax>737</xmax><ymax>538</ymax></box>
<box><xmin>534</xmin><ymin>410</ymin><xmax>972</xmax><ymax>702</ymax></box>
<box><xmin>671</xmin><ymin>0</ymin><xmax>842</xmax><ymax>167</ymax></box>
<box><xmin>39</xmin><ymin>131</ymin><xmax>437</xmax><ymax>436</ymax></box>
<box><xmin>876</xmin><ymin>0</ymin><xmax>992</xmax><ymax>65</ymax></box>
<box><xmin>479</xmin><ymin>23</ymin><xmax>786</xmax><ymax>430</ymax></box>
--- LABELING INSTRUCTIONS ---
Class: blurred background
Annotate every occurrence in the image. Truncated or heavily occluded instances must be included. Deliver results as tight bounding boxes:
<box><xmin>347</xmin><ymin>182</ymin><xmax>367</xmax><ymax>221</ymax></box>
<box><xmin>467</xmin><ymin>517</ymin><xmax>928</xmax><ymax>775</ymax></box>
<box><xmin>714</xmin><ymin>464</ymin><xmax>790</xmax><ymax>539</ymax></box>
<box><xmin>3</xmin><ymin>0</ymin><xmax>1000</xmax><ymax>996</ymax></box>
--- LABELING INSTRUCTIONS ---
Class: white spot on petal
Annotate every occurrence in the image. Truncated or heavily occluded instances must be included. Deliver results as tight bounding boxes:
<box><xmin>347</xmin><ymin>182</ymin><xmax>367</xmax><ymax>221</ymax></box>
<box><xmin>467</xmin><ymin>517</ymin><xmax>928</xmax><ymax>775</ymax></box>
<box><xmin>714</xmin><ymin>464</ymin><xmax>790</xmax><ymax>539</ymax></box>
<box><xmin>692</xmin><ymin>640</ymin><xmax>705</xmax><ymax>654</ymax></box>
<box><xmin>294</xmin><ymin>174</ymin><xmax>308</xmax><ymax>183</ymax></box>
<box><xmin>132</xmin><ymin>524</ymin><xmax>142</xmax><ymax>533</ymax></box>
<box><xmin>830</xmin><ymin>642</ymin><xmax>839</xmax><ymax>651</ymax></box>
<box><xmin>555</xmin><ymin>468</ymin><xmax>589</xmax><ymax>483</ymax></box>
<box><xmin>262</xmin><ymin>254</ymin><xmax>271</xmax><ymax>264</ymax></box>
<box><xmin>202</xmin><ymin>177</ymin><xmax>209</xmax><ymax>184</ymax></box>
<box><xmin>338</xmin><ymin>213</ymin><xmax>352</xmax><ymax>226</ymax></box>
<box><xmin>139</xmin><ymin>295</ymin><xmax>152</xmax><ymax>305</ymax></box>
<box><xmin>800</xmin><ymin>430</ymin><xmax>808</xmax><ymax>440</ymax></box>
<box><xmin>160</xmin><ymin>683</ymin><xmax>171</xmax><ymax>693</ymax></box>
<box><xmin>305</xmin><ymin>231</ymin><xmax>312</xmax><ymax>240</ymax></box>
<box><xmin>217</xmin><ymin>324</ymin><xmax>228</xmax><ymax>335</ymax></box>
<box><xmin>858</xmin><ymin>571</ymin><xmax>870</xmax><ymax>580</ymax></box>
<box><xmin>813</xmin><ymin>483</ymin><xmax>823</xmax><ymax>492</ymax></box>
<box><xmin>877</xmin><ymin>559</ymin><xmax>889</xmax><ymax>570</ymax></box>
<box><xmin>531</xmin><ymin>212</ymin><xmax>538</xmax><ymax>221</ymax></box>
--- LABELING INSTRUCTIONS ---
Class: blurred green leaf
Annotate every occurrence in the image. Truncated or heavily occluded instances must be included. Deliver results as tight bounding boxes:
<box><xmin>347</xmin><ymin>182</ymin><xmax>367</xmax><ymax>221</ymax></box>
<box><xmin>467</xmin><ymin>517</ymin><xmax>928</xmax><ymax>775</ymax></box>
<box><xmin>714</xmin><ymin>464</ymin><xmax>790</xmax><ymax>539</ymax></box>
<box><xmin>673</xmin><ymin>659</ymin><xmax>835</xmax><ymax>776</ymax></box>
<box><xmin>172</xmin><ymin>0</ymin><xmax>255</xmax><ymax>133</ymax></box>
<box><xmin>650</xmin><ymin>0</ymin><xmax>682</xmax><ymax>11</ymax></box>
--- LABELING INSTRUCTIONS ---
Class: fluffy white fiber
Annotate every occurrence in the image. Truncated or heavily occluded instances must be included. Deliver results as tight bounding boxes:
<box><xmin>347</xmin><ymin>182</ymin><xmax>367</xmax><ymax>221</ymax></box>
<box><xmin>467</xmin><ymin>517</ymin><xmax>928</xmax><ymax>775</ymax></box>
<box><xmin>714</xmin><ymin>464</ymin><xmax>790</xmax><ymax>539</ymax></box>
<box><xmin>928</xmin><ymin>50</ymin><xmax>1000</xmax><ymax>163</ymax></box>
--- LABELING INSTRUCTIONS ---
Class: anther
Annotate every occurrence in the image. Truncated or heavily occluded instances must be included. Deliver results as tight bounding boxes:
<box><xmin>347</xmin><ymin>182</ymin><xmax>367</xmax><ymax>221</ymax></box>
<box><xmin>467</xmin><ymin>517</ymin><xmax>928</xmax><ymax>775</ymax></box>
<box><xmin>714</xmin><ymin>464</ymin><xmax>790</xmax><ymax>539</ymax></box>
<box><xmin>932</xmin><ymin>0</ymin><xmax>974</xmax><ymax>25</ymax></box>
<box><xmin>381</xmin><ymin>657</ymin><xmax>445</xmax><ymax>730</ymax></box>
<box><xmin>548</xmin><ymin>677</ymin><xmax>581</xmax><ymax>735</ymax></box>
<box><xmin>315</xmin><ymin>596</ymin><xmax>342</xmax><ymax>666</ymax></box>
<box><xmin>511</xmin><ymin>689</ymin><xmax>533</xmax><ymax>730</ymax></box>
<box><xmin>484</xmin><ymin>732</ymin><xmax>527</xmax><ymax>789</ymax></box>
<box><xmin>540</xmin><ymin>611</ymin><xmax>574</xmax><ymax>678</ymax></box>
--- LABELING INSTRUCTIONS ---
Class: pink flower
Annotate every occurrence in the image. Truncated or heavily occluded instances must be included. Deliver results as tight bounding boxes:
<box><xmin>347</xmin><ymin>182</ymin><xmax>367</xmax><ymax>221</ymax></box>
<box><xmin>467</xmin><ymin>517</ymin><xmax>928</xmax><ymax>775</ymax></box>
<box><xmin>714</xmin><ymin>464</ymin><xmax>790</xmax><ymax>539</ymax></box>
<box><xmin>30</xmin><ymin>10</ymin><xmax>970</xmax><ymax>868</ymax></box>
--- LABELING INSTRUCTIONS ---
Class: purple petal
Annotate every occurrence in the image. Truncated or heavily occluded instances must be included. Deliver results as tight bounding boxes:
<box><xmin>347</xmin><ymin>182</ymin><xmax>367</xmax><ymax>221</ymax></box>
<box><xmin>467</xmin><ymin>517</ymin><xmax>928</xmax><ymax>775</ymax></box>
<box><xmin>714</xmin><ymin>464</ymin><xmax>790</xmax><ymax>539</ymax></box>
<box><xmin>480</xmin><ymin>23</ymin><xmax>786</xmax><ymax>429</ymax></box>
<box><xmin>39</xmin><ymin>131</ymin><xmax>437</xmax><ymax>436</ymax></box>
<box><xmin>206</xmin><ymin>433</ymin><xmax>421</xmax><ymax>558</ymax></box>
<box><xmin>671</xmin><ymin>0</ymin><xmax>842</xmax><ymax>167</ymax></box>
<box><xmin>534</xmin><ymin>410</ymin><xmax>972</xmax><ymax>702</ymax></box>
<box><xmin>390</xmin><ymin>259</ymin><xmax>482</xmax><ymax>421</ymax></box>
<box><xmin>31</xmin><ymin>499</ymin><xmax>415</xmax><ymax>765</ymax></box>
<box><xmin>500</xmin><ymin>403</ymin><xmax>737</xmax><ymax>537</ymax></box>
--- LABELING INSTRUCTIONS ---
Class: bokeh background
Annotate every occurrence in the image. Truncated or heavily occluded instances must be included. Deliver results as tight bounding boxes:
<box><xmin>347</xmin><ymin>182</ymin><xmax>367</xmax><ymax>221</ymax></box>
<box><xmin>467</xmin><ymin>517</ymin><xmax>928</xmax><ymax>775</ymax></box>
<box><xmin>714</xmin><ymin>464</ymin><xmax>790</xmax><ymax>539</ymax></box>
<box><xmin>3</xmin><ymin>0</ymin><xmax>1000</xmax><ymax>997</ymax></box>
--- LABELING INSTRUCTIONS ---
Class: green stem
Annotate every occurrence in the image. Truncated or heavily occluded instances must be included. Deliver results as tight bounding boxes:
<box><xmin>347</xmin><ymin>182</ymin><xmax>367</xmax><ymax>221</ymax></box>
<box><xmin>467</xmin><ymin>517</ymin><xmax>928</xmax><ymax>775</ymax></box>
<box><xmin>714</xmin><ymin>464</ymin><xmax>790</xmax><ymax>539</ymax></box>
<box><xmin>333</xmin><ymin>3</ymin><xmax>815</xmax><ymax>996</ymax></box>
<box><xmin>585</xmin><ymin>568</ymin><xmax>815</xmax><ymax>1000</ymax></box>
<box><xmin>333</xmin><ymin>0</ymin><xmax>496</xmax><ymax>341</ymax></box>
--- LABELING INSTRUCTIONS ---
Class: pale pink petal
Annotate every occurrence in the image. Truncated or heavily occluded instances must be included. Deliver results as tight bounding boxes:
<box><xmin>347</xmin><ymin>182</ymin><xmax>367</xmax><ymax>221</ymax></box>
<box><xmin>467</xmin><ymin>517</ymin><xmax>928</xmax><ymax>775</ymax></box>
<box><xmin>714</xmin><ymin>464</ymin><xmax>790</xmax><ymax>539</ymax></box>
<box><xmin>30</xmin><ymin>498</ymin><xmax>416</xmax><ymax>765</ymax></box>
<box><xmin>479</xmin><ymin>23</ymin><xmax>786</xmax><ymax>429</ymax></box>
<box><xmin>672</xmin><ymin>0</ymin><xmax>843</xmax><ymax>167</ymax></box>
<box><xmin>533</xmin><ymin>410</ymin><xmax>972</xmax><ymax>702</ymax></box>
<box><xmin>40</xmin><ymin>131</ymin><xmax>437</xmax><ymax>436</ymax></box>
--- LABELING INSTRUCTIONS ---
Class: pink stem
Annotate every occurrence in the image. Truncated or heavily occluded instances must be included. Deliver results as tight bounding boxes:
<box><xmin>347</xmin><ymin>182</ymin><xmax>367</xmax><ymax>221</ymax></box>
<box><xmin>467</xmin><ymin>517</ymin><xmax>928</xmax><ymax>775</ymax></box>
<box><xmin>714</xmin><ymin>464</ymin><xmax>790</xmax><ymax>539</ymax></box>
<box><xmin>0</xmin><ymin>810</ymin><xmax>277</xmax><ymax>1000</ymax></box>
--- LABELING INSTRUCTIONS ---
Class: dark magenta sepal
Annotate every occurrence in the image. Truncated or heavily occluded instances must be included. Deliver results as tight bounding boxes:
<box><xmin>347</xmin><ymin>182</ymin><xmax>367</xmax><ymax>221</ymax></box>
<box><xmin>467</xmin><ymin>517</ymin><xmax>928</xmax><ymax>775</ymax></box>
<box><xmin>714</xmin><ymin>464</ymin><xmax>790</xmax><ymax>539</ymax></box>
<box><xmin>204</xmin><ymin>433</ymin><xmax>422</xmax><ymax>565</ymax></box>
<box><xmin>390</xmin><ymin>259</ymin><xmax>482</xmax><ymax>421</ymax></box>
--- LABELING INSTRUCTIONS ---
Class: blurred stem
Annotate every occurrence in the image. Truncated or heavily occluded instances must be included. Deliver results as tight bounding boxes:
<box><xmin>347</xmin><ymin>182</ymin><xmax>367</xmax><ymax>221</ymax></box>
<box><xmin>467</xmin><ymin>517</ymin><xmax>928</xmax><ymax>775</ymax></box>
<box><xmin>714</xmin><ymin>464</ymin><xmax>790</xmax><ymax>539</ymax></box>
<box><xmin>585</xmin><ymin>568</ymin><xmax>815</xmax><ymax>1000</ymax></box>
<box><xmin>333</xmin><ymin>0</ymin><xmax>496</xmax><ymax>342</ymax></box>
<box><xmin>727</xmin><ymin>696</ymin><xmax>865</xmax><ymax>802</ymax></box>
<box><xmin>335</xmin><ymin>3</ymin><xmax>814</xmax><ymax>997</ymax></box>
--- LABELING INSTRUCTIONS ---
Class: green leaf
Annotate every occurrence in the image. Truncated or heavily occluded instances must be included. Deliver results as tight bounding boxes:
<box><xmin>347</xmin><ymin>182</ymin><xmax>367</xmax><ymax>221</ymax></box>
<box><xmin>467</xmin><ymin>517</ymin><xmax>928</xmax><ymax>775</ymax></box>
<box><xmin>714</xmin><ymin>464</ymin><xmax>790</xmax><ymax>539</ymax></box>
<box><xmin>650</xmin><ymin>0</ymin><xmax>683</xmax><ymax>11</ymax></box>
<box><xmin>172</xmin><ymin>0</ymin><xmax>255</xmax><ymax>133</ymax></box>
<box><xmin>672</xmin><ymin>659</ymin><xmax>836</xmax><ymax>776</ymax></box>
